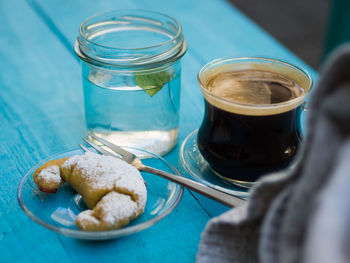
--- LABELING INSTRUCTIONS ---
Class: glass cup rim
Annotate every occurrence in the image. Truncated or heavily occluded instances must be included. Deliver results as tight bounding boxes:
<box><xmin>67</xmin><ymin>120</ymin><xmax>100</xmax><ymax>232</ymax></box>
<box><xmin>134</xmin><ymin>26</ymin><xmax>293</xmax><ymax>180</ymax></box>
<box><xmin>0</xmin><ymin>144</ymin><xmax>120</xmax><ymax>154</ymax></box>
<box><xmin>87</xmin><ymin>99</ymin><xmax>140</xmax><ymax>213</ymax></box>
<box><xmin>79</xmin><ymin>9</ymin><xmax>183</xmax><ymax>52</ymax></box>
<box><xmin>197</xmin><ymin>56</ymin><xmax>313</xmax><ymax>112</ymax></box>
<box><xmin>75</xmin><ymin>9</ymin><xmax>187</xmax><ymax>68</ymax></box>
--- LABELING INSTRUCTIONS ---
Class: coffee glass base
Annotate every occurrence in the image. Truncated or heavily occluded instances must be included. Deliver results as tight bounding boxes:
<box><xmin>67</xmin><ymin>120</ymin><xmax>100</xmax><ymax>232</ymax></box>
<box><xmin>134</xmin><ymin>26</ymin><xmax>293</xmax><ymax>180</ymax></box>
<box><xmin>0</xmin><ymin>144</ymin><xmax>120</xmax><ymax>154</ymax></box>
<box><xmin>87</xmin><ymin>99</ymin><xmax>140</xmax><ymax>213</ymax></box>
<box><xmin>209</xmin><ymin>154</ymin><xmax>299</xmax><ymax>189</ymax></box>
<box><xmin>180</xmin><ymin>130</ymin><xmax>298</xmax><ymax>196</ymax></box>
<box><xmin>179</xmin><ymin>129</ymin><xmax>249</xmax><ymax>199</ymax></box>
<box><xmin>210</xmin><ymin>169</ymin><xmax>254</xmax><ymax>189</ymax></box>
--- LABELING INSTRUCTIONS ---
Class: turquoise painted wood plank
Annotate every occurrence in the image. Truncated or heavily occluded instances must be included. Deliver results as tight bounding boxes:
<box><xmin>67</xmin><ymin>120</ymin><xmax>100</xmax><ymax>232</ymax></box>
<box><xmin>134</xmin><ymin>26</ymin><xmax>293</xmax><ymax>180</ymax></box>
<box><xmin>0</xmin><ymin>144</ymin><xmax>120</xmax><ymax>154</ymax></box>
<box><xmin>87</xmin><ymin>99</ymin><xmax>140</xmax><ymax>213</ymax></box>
<box><xmin>32</xmin><ymin>0</ymin><xmax>317</xmax><ymax>75</ymax></box>
<box><xmin>0</xmin><ymin>0</ymin><xmax>212</xmax><ymax>262</ymax></box>
<box><xmin>0</xmin><ymin>1</ymin><xmax>82</xmax><ymax>262</ymax></box>
<box><xmin>32</xmin><ymin>0</ymin><xmax>318</xmax><ymax>217</ymax></box>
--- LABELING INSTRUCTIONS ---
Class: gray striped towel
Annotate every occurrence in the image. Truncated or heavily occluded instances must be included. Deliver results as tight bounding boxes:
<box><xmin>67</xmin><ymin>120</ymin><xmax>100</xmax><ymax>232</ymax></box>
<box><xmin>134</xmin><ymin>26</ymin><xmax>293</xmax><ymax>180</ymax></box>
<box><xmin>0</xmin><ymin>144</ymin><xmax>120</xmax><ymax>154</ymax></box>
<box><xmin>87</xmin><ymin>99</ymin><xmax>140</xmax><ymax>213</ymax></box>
<box><xmin>197</xmin><ymin>45</ymin><xmax>350</xmax><ymax>263</ymax></box>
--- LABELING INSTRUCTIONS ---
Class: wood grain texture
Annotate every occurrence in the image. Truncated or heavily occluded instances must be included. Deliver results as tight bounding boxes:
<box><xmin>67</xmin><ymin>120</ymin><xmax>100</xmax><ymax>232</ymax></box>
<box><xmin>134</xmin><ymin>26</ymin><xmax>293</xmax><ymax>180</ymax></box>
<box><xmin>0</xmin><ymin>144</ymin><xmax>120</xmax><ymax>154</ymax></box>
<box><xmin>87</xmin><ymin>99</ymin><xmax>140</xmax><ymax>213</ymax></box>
<box><xmin>0</xmin><ymin>1</ymin><xmax>81</xmax><ymax>261</ymax></box>
<box><xmin>0</xmin><ymin>1</ymin><xmax>211</xmax><ymax>262</ymax></box>
<box><xmin>1</xmin><ymin>0</ymin><xmax>318</xmax><ymax>261</ymax></box>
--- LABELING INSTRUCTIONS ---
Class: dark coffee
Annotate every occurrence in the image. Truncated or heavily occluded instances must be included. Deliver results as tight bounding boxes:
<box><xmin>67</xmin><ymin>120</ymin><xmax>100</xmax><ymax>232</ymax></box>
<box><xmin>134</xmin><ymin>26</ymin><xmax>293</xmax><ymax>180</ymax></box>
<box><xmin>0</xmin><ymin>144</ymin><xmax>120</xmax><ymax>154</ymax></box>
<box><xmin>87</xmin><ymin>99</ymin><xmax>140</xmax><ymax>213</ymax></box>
<box><xmin>198</xmin><ymin>69</ymin><xmax>305</xmax><ymax>183</ymax></box>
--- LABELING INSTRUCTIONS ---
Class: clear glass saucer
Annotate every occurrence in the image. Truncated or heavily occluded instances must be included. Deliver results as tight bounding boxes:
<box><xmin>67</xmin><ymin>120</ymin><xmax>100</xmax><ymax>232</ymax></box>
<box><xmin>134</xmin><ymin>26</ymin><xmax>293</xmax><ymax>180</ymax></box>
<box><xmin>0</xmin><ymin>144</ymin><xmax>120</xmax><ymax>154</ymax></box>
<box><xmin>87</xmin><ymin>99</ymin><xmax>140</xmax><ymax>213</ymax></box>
<box><xmin>18</xmin><ymin>147</ymin><xmax>183</xmax><ymax>240</ymax></box>
<box><xmin>179</xmin><ymin>130</ymin><xmax>249</xmax><ymax>199</ymax></box>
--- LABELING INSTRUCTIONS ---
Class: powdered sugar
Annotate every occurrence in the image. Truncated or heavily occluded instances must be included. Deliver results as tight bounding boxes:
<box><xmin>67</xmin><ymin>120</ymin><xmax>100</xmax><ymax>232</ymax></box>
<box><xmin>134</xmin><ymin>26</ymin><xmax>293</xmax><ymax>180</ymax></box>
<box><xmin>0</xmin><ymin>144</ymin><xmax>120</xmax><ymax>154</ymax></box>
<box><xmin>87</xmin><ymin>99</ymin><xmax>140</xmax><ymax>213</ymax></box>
<box><xmin>98</xmin><ymin>191</ymin><xmax>138</xmax><ymax>225</ymax></box>
<box><xmin>115</xmin><ymin>172</ymin><xmax>147</xmax><ymax>210</ymax></box>
<box><xmin>63</xmin><ymin>152</ymin><xmax>145</xmax><ymax>194</ymax></box>
<box><xmin>76</xmin><ymin>192</ymin><xmax>138</xmax><ymax>229</ymax></box>
<box><xmin>77</xmin><ymin>210</ymin><xmax>99</xmax><ymax>223</ymax></box>
<box><xmin>63</xmin><ymin>151</ymin><xmax>147</xmax><ymax>230</ymax></box>
<box><xmin>37</xmin><ymin>166</ymin><xmax>62</xmax><ymax>184</ymax></box>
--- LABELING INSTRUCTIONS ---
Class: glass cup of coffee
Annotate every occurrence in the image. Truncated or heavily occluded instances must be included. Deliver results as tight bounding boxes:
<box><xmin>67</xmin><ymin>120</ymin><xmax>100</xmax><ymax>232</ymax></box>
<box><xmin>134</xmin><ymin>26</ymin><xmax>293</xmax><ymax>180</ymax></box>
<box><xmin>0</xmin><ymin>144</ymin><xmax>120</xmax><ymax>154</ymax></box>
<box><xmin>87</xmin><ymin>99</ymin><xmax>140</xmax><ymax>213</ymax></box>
<box><xmin>197</xmin><ymin>57</ymin><xmax>312</xmax><ymax>188</ymax></box>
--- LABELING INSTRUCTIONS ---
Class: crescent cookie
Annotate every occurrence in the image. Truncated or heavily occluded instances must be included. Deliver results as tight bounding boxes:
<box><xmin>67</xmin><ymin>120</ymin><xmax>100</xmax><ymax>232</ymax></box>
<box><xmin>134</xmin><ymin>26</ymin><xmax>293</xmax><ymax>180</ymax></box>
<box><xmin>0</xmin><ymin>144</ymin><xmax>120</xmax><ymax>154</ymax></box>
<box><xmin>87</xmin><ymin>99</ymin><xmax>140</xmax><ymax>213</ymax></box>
<box><xmin>33</xmin><ymin>157</ymin><xmax>69</xmax><ymax>193</ymax></box>
<box><xmin>33</xmin><ymin>151</ymin><xmax>147</xmax><ymax>231</ymax></box>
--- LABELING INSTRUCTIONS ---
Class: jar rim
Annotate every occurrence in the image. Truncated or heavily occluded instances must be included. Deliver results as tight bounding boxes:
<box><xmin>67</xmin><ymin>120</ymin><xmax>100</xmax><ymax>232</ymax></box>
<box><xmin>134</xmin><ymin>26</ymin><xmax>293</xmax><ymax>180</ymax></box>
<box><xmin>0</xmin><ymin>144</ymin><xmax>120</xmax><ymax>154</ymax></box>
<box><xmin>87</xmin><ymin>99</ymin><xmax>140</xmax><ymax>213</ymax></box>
<box><xmin>75</xmin><ymin>9</ymin><xmax>187</xmax><ymax>67</ymax></box>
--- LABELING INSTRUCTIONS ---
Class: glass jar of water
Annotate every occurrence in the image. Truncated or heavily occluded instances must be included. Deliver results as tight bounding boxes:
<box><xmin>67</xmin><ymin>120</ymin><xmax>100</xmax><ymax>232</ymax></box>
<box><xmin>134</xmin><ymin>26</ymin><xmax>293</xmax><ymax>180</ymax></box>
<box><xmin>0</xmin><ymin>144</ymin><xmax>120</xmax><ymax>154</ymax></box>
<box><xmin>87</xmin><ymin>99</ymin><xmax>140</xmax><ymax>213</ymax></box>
<box><xmin>75</xmin><ymin>10</ymin><xmax>187</xmax><ymax>156</ymax></box>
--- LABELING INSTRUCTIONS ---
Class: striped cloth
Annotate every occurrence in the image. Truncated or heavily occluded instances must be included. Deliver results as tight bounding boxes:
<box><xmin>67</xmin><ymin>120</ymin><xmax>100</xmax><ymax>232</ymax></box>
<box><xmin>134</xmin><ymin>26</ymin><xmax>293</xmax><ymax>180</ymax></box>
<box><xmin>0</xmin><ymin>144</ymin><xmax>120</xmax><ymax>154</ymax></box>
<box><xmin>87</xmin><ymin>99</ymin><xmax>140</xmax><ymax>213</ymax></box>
<box><xmin>197</xmin><ymin>45</ymin><xmax>350</xmax><ymax>263</ymax></box>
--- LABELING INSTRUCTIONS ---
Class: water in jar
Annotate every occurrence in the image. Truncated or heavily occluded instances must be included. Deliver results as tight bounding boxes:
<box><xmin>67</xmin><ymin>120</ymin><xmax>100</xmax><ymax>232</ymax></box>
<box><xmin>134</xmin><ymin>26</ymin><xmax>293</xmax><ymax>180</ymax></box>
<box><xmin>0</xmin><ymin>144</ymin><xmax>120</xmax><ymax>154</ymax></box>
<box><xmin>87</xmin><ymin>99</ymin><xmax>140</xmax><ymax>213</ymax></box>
<box><xmin>82</xmin><ymin>63</ymin><xmax>181</xmax><ymax>156</ymax></box>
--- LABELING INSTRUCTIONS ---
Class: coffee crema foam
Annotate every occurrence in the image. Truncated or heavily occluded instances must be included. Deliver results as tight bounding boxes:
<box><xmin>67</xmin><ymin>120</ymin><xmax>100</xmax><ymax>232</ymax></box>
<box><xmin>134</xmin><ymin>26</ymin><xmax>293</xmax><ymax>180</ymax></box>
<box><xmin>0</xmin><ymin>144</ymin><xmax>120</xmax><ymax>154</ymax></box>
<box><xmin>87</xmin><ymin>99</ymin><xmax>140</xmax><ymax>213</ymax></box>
<box><xmin>203</xmin><ymin>69</ymin><xmax>307</xmax><ymax>116</ymax></box>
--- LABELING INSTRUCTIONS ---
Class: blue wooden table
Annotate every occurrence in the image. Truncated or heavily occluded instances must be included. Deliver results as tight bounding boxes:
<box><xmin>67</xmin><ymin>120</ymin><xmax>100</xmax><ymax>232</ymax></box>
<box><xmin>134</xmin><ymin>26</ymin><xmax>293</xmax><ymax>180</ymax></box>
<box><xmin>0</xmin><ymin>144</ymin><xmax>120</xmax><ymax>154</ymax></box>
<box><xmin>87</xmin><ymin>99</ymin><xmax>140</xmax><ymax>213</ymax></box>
<box><xmin>0</xmin><ymin>0</ymin><xmax>317</xmax><ymax>262</ymax></box>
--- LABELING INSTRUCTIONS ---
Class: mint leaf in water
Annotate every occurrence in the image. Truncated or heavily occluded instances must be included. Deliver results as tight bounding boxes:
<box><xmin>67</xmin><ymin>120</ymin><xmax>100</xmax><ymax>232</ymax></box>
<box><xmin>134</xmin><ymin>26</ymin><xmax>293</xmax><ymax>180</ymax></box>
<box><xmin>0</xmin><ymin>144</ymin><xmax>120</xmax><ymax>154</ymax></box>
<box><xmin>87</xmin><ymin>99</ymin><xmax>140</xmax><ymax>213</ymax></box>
<box><xmin>134</xmin><ymin>71</ymin><xmax>172</xmax><ymax>97</ymax></box>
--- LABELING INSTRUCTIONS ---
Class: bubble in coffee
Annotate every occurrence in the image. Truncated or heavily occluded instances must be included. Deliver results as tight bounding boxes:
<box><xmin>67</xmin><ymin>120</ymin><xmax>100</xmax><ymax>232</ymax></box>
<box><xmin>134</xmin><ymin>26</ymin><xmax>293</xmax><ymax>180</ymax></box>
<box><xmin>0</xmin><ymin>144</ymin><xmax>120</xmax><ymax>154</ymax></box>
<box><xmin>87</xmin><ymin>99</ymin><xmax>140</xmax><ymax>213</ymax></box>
<box><xmin>197</xmin><ymin>69</ymin><xmax>306</xmax><ymax>183</ymax></box>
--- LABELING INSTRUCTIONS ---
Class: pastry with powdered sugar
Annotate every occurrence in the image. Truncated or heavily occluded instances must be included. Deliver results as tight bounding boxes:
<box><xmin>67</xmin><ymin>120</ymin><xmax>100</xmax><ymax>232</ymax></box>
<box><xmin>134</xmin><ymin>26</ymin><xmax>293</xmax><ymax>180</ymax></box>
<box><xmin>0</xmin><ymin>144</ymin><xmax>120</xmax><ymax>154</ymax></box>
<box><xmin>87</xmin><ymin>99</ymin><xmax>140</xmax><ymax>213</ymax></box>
<box><xmin>33</xmin><ymin>151</ymin><xmax>147</xmax><ymax>231</ymax></box>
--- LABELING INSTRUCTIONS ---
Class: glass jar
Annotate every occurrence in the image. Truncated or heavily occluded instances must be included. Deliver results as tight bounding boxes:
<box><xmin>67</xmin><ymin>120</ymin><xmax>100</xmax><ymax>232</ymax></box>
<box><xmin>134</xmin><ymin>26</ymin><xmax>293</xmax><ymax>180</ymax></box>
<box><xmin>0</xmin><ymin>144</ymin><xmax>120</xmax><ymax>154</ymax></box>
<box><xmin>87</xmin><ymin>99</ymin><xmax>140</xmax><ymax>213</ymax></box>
<box><xmin>74</xmin><ymin>10</ymin><xmax>187</xmax><ymax>156</ymax></box>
